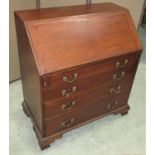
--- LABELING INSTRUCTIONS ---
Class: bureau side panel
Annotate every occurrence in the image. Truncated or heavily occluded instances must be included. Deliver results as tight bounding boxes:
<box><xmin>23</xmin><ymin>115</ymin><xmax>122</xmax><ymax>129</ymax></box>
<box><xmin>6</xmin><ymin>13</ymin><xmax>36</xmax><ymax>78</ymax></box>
<box><xmin>14</xmin><ymin>14</ymin><xmax>43</xmax><ymax>135</ymax></box>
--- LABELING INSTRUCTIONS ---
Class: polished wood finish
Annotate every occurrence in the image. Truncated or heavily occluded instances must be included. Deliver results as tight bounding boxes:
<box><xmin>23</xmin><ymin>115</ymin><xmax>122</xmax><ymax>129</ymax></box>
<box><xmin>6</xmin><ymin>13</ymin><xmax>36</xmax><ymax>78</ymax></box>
<box><xmin>45</xmin><ymin>93</ymin><xmax>130</xmax><ymax>136</ymax></box>
<box><xmin>15</xmin><ymin>15</ymin><xmax>43</xmax><ymax>133</ymax></box>
<box><xmin>25</xmin><ymin>12</ymin><xmax>140</xmax><ymax>75</ymax></box>
<box><xmin>44</xmin><ymin>68</ymin><xmax>135</xmax><ymax>120</ymax></box>
<box><xmin>43</xmin><ymin>65</ymin><xmax>136</xmax><ymax>102</ymax></box>
<box><xmin>15</xmin><ymin>3</ymin><xmax>127</xmax><ymax>21</ymax></box>
<box><xmin>15</xmin><ymin>3</ymin><xmax>142</xmax><ymax>149</ymax></box>
<box><xmin>42</xmin><ymin>53</ymin><xmax>136</xmax><ymax>90</ymax></box>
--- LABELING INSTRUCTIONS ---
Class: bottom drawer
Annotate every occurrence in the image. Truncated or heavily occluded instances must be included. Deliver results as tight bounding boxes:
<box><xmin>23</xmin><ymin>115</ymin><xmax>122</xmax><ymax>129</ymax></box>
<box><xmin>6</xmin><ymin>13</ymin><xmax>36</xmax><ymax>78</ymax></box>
<box><xmin>45</xmin><ymin>93</ymin><xmax>129</xmax><ymax>136</ymax></box>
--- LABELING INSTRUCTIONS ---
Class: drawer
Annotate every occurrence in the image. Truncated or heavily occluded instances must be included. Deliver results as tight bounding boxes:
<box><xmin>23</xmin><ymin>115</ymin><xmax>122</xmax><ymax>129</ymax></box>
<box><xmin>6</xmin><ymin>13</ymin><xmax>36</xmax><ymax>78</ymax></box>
<box><xmin>45</xmin><ymin>93</ymin><xmax>129</xmax><ymax>136</ymax></box>
<box><xmin>43</xmin><ymin>67</ymin><xmax>135</xmax><ymax>102</ymax></box>
<box><xmin>42</xmin><ymin>53</ymin><xmax>136</xmax><ymax>90</ymax></box>
<box><xmin>44</xmin><ymin>77</ymin><xmax>133</xmax><ymax>120</ymax></box>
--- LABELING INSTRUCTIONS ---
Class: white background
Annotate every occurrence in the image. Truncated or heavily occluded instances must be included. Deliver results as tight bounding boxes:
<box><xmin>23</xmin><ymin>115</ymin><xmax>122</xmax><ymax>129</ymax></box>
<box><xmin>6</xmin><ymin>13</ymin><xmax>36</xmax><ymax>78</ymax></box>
<box><xmin>146</xmin><ymin>0</ymin><xmax>155</xmax><ymax>155</ymax></box>
<box><xmin>0</xmin><ymin>0</ymin><xmax>155</xmax><ymax>154</ymax></box>
<box><xmin>0</xmin><ymin>0</ymin><xmax>9</xmax><ymax>154</ymax></box>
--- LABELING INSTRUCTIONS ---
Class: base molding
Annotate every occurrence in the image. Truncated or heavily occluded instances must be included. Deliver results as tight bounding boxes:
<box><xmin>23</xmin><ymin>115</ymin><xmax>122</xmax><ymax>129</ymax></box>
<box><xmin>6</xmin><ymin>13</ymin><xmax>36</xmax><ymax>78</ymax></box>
<box><xmin>22</xmin><ymin>101</ymin><xmax>130</xmax><ymax>150</ymax></box>
<box><xmin>22</xmin><ymin>101</ymin><xmax>63</xmax><ymax>149</ymax></box>
<box><xmin>113</xmin><ymin>104</ymin><xmax>130</xmax><ymax>115</ymax></box>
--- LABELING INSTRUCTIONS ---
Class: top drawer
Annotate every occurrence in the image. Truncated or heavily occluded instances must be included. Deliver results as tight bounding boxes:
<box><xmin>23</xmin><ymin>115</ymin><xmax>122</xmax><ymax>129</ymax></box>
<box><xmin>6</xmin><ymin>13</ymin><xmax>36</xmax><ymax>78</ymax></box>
<box><xmin>42</xmin><ymin>53</ymin><xmax>137</xmax><ymax>90</ymax></box>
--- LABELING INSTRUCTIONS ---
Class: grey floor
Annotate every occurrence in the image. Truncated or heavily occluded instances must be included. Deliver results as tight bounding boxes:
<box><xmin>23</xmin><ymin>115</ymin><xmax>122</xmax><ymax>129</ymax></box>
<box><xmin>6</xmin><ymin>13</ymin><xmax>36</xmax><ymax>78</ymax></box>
<box><xmin>10</xmin><ymin>27</ymin><xmax>146</xmax><ymax>155</ymax></box>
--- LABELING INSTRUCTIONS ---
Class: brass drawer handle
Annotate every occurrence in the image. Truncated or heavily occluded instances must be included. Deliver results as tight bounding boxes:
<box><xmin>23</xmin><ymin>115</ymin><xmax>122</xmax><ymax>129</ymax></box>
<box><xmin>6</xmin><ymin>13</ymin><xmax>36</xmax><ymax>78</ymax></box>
<box><xmin>110</xmin><ymin>86</ymin><xmax>121</xmax><ymax>94</ymax></box>
<box><xmin>116</xmin><ymin>59</ymin><xmax>128</xmax><ymax>69</ymax></box>
<box><xmin>61</xmin><ymin>118</ymin><xmax>75</xmax><ymax>127</ymax></box>
<box><xmin>62</xmin><ymin>86</ymin><xmax>77</xmax><ymax>97</ymax></box>
<box><xmin>107</xmin><ymin>101</ymin><xmax>118</xmax><ymax>110</ymax></box>
<box><xmin>113</xmin><ymin>72</ymin><xmax>125</xmax><ymax>81</ymax></box>
<box><xmin>61</xmin><ymin>101</ymin><xmax>76</xmax><ymax>111</ymax></box>
<box><xmin>63</xmin><ymin>73</ymin><xmax>78</xmax><ymax>83</ymax></box>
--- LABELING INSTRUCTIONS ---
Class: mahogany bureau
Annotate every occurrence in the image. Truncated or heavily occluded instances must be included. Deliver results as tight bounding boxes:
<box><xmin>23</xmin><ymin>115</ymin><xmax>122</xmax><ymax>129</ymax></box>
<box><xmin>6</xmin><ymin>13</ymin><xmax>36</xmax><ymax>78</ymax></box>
<box><xmin>15</xmin><ymin>3</ymin><xmax>142</xmax><ymax>149</ymax></box>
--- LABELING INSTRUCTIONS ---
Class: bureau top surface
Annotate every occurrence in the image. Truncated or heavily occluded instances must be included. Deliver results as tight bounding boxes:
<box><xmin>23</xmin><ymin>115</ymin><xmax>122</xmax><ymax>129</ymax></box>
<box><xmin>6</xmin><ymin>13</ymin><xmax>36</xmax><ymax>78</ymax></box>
<box><xmin>15</xmin><ymin>3</ymin><xmax>126</xmax><ymax>21</ymax></box>
<box><xmin>18</xmin><ymin>3</ymin><xmax>142</xmax><ymax>75</ymax></box>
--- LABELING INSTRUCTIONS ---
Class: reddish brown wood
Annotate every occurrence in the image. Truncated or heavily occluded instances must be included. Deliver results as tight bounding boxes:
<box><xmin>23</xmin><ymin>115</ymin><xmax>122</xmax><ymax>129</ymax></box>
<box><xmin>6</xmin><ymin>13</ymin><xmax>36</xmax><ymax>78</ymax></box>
<box><xmin>22</xmin><ymin>101</ymin><xmax>62</xmax><ymax>149</ymax></box>
<box><xmin>45</xmin><ymin>93</ymin><xmax>129</xmax><ymax>136</ymax></box>
<box><xmin>15</xmin><ymin>15</ymin><xmax>44</xmax><ymax>135</ymax></box>
<box><xmin>42</xmin><ymin>53</ymin><xmax>136</xmax><ymax>90</ymax></box>
<box><xmin>43</xmin><ymin>67</ymin><xmax>136</xmax><ymax>102</ymax></box>
<box><xmin>22</xmin><ymin>98</ymin><xmax>130</xmax><ymax>148</ymax></box>
<box><xmin>15</xmin><ymin>3</ymin><xmax>127</xmax><ymax>21</ymax></box>
<box><xmin>25</xmin><ymin>12</ymin><xmax>141</xmax><ymax>75</ymax></box>
<box><xmin>44</xmin><ymin>69</ymin><xmax>135</xmax><ymax>119</ymax></box>
<box><xmin>113</xmin><ymin>104</ymin><xmax>130</xmax><ymax>115</ymax></box>
<box><xmin>15</xmin><ymin>3</ymin><xmax>142</xmax><ymax>149</ymax></box>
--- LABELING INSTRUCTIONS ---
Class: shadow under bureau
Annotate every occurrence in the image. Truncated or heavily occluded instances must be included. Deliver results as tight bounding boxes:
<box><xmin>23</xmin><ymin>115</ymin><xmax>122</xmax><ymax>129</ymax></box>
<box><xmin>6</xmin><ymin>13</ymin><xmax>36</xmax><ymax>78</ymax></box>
<box><xmin>15</xmin><ymin>3</ymin><xmax>142</xmax><ymax>149</ymax></box>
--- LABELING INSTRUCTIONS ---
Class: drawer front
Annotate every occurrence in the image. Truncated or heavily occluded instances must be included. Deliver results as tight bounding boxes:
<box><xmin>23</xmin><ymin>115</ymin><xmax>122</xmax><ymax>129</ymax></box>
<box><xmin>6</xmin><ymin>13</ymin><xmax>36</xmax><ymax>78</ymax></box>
<box><xmin>42</xmin><ymin>53</ymin><xmax>137</xmax><ymax>91</ymax></box>
<box><xmin>43</xmin><ymin>67</ymin><xmax>136</xmax><ymax>102</ymax></box>
<box><xmin>45</xmin><ymin>93</ymin><xmax>129</xmax><ymax>136</ymax></box>
<box><xmin>44</xmin><ymin>76</ymin><xmax>133</xmax><ymax>120</ymax></box>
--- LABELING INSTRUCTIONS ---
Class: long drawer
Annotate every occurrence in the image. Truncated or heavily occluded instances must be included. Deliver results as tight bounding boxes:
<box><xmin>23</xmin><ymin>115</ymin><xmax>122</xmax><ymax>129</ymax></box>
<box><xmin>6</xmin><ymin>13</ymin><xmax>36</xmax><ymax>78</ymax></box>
<box><xmin>45</xmin><ymin>93</ymin><xmax>129</xmax><ymax>136</ymax></box>
<box><xmin>44</xmin><ymin>76</ymin><xmax>133</xmax><ymax>120</ymax></box>
<box><xmin>43</xmin><ymin>66</ymin><xmax>136</xmax><ymax>102</ymax></box>
<box><xmin>42</xmin><ymin>53</ymin><xmax>137</xmax><ymax>91</ymax></box>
